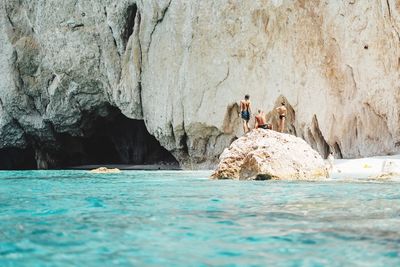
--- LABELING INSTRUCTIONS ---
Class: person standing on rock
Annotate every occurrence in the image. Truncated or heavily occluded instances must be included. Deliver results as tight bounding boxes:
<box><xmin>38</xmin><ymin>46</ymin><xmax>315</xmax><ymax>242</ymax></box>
<box><xmin>240</xmin><ymin>95</ymin><xmax>252</xmax><ymax>133</ymax></box>
<box><xmin>255</xmin><ymin>110</ymin><xmax>272</xmax><ymax>130</ymax></box>
<box><xmin>276</xmin><ymin>102</ymin><xmax>287</xmax><ymax>133</ymax></box>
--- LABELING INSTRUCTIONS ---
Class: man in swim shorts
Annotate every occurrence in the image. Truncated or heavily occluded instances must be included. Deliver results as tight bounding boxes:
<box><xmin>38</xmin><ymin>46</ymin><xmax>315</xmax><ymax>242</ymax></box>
<box><xmin>255</xmin><ymin>109</ymin><xmax>272</xmax><ymax>130</ymax></box>
<box><xmin>275</xmin><ymin>101</ymin><xmax>287</xmax><ymax>133</ymax></box>
<box><xmin>240</xmin><ymin>95</ymin><xmax>252</xmax><ymax>133</ymax></box>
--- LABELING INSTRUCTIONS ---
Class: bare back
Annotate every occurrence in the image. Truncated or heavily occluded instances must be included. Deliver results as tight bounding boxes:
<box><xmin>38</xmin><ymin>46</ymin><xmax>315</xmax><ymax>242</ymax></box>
<box><xmin>255</xmin><ymin>113</ymin><xmax>267</xmax><ymax>126</ymax></box>
<box><xmin>240</xmin><ymin>100</ymin><xmax>251</xmax><ymax>112</ymax></box>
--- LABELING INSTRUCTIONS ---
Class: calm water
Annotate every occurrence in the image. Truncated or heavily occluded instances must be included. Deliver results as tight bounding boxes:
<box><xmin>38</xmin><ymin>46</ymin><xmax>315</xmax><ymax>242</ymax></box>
<box><xmin>0</xmin><ymin>170</ymin><xmax>400</xmax><ymax>267</ymax></box>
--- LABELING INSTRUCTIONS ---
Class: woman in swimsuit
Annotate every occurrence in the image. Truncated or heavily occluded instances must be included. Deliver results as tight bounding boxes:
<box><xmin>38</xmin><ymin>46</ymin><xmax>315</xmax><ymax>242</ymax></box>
<box><xmin>276</xmin><ymin>102</ymin><xmax>287</xmax><ymax>133</ymax></box>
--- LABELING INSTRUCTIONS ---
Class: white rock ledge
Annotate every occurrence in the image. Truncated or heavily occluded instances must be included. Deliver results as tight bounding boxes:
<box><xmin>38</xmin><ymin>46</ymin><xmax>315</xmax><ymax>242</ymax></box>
<box><xmin>330</xmin><ymin>155</ymin><xmax>400</xmax><ymax>180</ymax></box>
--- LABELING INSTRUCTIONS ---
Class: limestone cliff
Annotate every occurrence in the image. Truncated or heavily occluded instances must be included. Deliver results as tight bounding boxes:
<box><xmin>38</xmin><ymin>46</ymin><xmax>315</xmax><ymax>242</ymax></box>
<box><xmin>0</xmin><ymin>0</ymin><xmax>400</xmax><ymax>169</ymax></box>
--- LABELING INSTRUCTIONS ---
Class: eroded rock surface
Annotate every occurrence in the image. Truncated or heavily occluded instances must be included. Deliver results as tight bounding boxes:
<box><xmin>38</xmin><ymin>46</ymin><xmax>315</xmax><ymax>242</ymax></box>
<box><xmin>211</xmin><ymin>129</ymin><xmax>328</xmax><ymax>180</ymax></box>
<box><xmin>1</xmin><ymin>1</ymin><xmax>400</xmax><ymax>169</ymax></box>
<box><xmin>89</xmin><ymin>167</ymin><xmax>121</xmax><ymax>174</ymax></box>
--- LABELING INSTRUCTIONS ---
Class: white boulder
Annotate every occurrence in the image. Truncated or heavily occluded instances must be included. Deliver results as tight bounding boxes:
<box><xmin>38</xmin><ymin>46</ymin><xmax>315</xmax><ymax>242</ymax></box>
<box><xmin>211</xmin><ymin>129</ymin><xmax>328</xmax><ymax>180</ymax></box>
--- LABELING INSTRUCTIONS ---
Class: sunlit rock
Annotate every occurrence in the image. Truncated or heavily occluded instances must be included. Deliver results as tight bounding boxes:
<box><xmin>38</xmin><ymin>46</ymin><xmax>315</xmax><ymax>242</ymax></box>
<box><xmin>211</xmin><ymin>129</ymin><xmax>328</xmax><ymax>180</ymax></box>
<box><xmin>89</xmin><ymin>167</ymin><xmax>121</xmax><ymax>174</ymax></box>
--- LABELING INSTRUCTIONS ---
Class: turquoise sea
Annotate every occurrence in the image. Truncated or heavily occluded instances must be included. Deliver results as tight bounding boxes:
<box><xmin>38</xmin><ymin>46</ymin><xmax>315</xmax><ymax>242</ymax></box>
<box><xmin>1</xmin><ymin>170</ymin><xmax>400</xmax><ymax>266</ymax></box>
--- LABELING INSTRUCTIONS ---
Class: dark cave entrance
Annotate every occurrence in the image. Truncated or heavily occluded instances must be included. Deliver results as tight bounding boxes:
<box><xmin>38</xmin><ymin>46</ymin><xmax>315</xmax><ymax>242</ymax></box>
<box><xmin>52</xmin><ymin>106</ymin><xmax>179</xmax><ymax>169</ymax></box>
<box><xmin>57</xmin><ymin>112</ymin><xmax>178</xmax><ymax>167</ymax></box>
<box><xmin>0</xmin><ymin>147</ymin><xmax>36</xmax><ymax>170</ymax></box>
<box><xmin>0</xmin><ymin>106</ymin><xmax>179</xmax><ymax>170</ymax></box>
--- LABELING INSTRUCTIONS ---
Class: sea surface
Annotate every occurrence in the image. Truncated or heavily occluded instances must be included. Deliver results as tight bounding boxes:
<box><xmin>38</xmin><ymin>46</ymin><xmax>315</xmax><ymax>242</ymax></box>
<box><xmin>1</xmin><ymin>170</ymin><xmax>400</xmax><ymax>267</ymax></box>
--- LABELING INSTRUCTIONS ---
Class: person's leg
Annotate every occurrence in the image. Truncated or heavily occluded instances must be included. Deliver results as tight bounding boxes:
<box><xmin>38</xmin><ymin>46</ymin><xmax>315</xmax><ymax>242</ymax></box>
<box><xmin>245</xmin><ymin>121</ymin><xmax>249</xmax><ymax>133</ymax></box>
<box><xmin>281</xmin><ymin>118</ymin><xmax>286</xmax><ymax>132</ymax></box>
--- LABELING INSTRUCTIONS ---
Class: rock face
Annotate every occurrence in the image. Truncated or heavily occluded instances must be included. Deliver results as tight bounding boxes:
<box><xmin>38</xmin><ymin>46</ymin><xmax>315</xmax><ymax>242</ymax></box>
<box><xmin>1</xmin><ymin>1</ymin><xmax>400</xmax><ymax>169</ymax></box>
<box><xmin>211</xmin><ymin>129</ymin><xmax>328</xmax><ymax>180</ymax></box>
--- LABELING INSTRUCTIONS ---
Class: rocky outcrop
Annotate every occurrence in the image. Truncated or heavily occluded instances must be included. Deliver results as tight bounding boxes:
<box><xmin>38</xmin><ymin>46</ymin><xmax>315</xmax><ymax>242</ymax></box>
<box><xmin>1</xmin><ymin>1</ymin><xmax>400</xmax><ymax>169</ymax></box>
<box><xmin>89</xmin><ymin>167</ymin><xmax>121</xmax><ymax>174</ymax></box>
<box><xmin>211</xmin><ymin>129</ymin><xmax>328</xmax><ymax>180</ymax></box>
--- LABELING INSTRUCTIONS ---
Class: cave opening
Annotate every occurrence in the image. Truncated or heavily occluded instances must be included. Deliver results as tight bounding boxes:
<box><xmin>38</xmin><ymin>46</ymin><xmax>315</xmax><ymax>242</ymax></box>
<box><xmin>0</xmin><ymin>106</ymin><xmax>179</xmax><ymax>170</ymax></box>
<box><xmin>0</xmin><ymin>147</ymin><xmax>36</xmax><ymax>170</ymax></box>
<box><xmin>51</xmin><ymin>106</ymin><xmax>179</xmax><ymax>169</ymax></box>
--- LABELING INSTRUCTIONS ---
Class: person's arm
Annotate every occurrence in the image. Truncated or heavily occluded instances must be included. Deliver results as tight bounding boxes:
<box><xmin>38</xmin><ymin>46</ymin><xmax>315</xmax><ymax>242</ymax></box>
<box><xmin>254</xmin><ymin>117</ymin><xmax>259</xmax><ymax>129</ymax></box>
<box><xmin>248</xmin><ymin>101</ymin><xmax>252</xmax><ymax>113</ymax></box>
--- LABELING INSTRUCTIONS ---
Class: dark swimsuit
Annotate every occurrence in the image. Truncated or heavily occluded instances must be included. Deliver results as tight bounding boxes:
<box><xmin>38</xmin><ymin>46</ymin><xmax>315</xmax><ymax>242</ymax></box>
<box><xmin>241</xmin><ymin>111</ymin><xmax>250</xmax><ymax>122</ymax></box>
<box><xmin>259</xmin><ymin>124</ymin><xmax>272</xmax><ymax>130</ymax></box>
<box><xmin>279</xmin><ymin>115</ymin><xmax>286</xmax><ymax>120</ymax></box>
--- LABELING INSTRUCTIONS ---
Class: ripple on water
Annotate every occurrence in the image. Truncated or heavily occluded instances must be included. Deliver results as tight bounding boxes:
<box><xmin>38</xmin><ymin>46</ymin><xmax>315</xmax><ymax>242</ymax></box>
<box><xmin>0</xmin><ymin>171</ymin><xmax>400</xmax><ymax>266</ymax></box>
